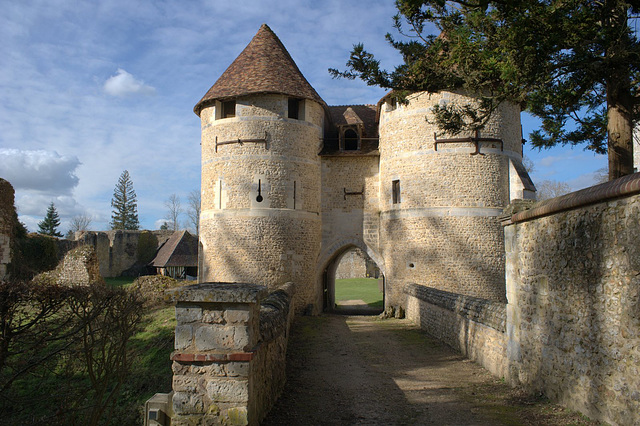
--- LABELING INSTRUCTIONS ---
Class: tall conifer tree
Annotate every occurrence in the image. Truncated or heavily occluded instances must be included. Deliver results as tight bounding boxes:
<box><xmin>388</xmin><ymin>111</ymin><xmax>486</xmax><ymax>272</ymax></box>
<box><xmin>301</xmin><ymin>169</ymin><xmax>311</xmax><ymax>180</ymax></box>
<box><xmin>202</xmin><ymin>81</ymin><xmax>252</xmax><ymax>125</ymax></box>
<box><xmin>110</xmin><ymin>170</ymin><xmax>139</xmax><ymax>230</ymax></box>
<box><xmin>38</xmin><ymin>202</ymin><xmax>63</xmax><ymax>237</ymax></box>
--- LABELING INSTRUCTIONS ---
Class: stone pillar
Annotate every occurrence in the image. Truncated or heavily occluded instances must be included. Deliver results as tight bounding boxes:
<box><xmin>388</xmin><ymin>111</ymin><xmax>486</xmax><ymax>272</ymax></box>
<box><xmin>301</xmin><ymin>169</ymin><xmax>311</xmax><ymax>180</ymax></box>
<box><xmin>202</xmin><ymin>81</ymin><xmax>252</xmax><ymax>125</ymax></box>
<box><xmin>168</xmin><ymin>282</ymin><xmax>268</xmax><ymax>426</ymax></box>
<box><xmin>504</xmin><ymin>223</ymin><xmax>522</xmax><ymax>386</ymax></box>
<box><xmin>0</xmin><ymin>179</ymin><xmax>15</xmax><ymax>281</ymax></box>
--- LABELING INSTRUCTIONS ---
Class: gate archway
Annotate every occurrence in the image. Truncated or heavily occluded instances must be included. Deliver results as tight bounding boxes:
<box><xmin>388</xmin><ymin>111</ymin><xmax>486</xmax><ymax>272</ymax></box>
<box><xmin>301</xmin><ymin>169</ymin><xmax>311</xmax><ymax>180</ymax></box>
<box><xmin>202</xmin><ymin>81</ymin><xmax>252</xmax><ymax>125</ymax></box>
<box><xmin>317</xmin><ymin>240</ymin><xmax>385</xmax><ymax>313</ymax></box>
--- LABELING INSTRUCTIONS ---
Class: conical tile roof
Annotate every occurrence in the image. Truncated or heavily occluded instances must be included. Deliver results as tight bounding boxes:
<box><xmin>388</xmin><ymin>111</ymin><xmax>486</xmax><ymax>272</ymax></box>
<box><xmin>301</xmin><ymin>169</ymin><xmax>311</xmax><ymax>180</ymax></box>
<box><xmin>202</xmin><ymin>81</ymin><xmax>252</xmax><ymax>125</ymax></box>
<box><xmin>194</xmin><ymin>24</ymin><xmax>325</xmax><ymax>116</ymax></box>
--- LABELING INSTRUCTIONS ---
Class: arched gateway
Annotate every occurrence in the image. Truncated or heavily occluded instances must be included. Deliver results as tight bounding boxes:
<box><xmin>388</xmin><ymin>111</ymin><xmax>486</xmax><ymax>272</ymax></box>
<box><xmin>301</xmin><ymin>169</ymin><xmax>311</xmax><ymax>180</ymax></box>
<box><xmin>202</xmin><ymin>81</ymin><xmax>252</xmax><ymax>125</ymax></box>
<box><xmin>195</xmin><ymin>24</ymin><xmax>536</xmax><ymax>314</ymax></box>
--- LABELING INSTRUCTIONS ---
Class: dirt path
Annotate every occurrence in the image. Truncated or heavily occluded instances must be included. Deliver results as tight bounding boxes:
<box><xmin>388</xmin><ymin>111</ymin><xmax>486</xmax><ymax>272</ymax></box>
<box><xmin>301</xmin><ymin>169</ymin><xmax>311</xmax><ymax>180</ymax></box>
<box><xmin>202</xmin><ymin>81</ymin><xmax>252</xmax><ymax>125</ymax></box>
<box><xmin>263</xmin><ymin>313</ymin><xmax>602</xmax><ymax>426</ymax></box>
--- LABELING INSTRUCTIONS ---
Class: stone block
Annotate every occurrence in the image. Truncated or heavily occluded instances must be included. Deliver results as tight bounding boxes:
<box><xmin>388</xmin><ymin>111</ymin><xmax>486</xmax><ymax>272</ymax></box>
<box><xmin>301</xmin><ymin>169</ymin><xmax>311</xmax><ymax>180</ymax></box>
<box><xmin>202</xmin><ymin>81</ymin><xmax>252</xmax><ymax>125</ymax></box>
<box><xmin>195</xmin><ymin>324</ymin><xmax>235</xmax><ymax>351</ymax></box>
<box><xmin>175</xmin><ymin>304</ymin><xmax>203</xmax><ymax>324</ymax></box>
<box><xmin>175</xmin><ymin>325</ymin><xmax>193</xmax><ymax>350</ymax></box>
<box><xmin>202</xmin><ymin>309</ymin><xmax>225</xmax><ymax>324</ymax></box>
<box><xmin>206</xmin><ymin>379</ymin><xmax>249</xmax><ymax>403</ymax></box>
<box><xmin>225</xmin><ymin>307</ymin><xmax>251</xmax><ymax>324</ymax></box>
<box><xmin>225</xmin><ymin>362</ymin><xmax>250</xmax><ymax>377</ymax></box>
<box><xmin>173</xmin><ymin>391</ymin><xmax>205</xmax><ymax>415</ymax></box>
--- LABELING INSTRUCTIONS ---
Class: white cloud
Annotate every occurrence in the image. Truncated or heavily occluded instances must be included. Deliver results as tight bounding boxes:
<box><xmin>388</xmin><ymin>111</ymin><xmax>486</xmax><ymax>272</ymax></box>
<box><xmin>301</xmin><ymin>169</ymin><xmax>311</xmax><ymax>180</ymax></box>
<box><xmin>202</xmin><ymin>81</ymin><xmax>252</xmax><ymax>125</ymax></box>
<box><xmin>103</xmin><ymin>69</ymin><xmax>156</xmax><ymax>97</ymax></box>
<box><xmin>0</xmin><ymin>149</ymin><xmax>80</xmax><ymax>193</ymax></box>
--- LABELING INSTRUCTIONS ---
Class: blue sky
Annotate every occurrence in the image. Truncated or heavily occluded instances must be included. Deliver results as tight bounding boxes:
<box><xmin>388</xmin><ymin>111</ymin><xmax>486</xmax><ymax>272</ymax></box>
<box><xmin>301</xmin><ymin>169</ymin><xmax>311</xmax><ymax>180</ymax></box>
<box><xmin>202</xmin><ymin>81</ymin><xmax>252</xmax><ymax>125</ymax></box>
<box><xmin>0</xmin><ymin>0</ymin><xmax>608</xmax><ymax>233</ymax></box>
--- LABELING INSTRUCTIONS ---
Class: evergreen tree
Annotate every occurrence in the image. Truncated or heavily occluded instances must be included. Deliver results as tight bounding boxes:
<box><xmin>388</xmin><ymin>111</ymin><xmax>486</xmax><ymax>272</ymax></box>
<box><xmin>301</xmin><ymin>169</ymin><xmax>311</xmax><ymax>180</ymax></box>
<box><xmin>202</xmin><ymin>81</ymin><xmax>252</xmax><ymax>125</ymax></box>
<box><xmin>110</xmin><ymin>170</ymin><xmax>139</xmax><ymax>230</ymax></box>
<box><xmin>331</xmin><ymin>0</ymin><xmax>640</xmax><ymax>180</ymax></box>
<box><xmin>38</xmin><ymin>202</ymin><xmax>63</xmax><ymax>237</ymax></box>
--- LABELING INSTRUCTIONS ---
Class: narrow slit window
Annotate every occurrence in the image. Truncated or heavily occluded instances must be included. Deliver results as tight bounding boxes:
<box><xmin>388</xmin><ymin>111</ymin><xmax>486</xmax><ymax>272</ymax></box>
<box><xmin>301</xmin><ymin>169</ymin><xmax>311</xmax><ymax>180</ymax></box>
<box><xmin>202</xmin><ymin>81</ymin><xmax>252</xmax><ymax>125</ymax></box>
<box><xmin>392</xmin><ymin>180</ymin><xmax>401</xmax><ymax>204</ymax></box>
<box><xmin>288</xmin><ymin>98</ymin><xmax>300</xmax><ymax>119</ymax></box>
<box><xmin>256</xmin><ymin>179</ymin><xmax>263</xmax><ymax>202</ymax></box>
<box><xmin>222</xmin><ymin>100</ymin><xmax>235</xmax><ymax>118</ymax></box>
<box><xmin>293</xmin><ymin>181</ymin><xmax>297</xmax><ymax>209</ymax></box>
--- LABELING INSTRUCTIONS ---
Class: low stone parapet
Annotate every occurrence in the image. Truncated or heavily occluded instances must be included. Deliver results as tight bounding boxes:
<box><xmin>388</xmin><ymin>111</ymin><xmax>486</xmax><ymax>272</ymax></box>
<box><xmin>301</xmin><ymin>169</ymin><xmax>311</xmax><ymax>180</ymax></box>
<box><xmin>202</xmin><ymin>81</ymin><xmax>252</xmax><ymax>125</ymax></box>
<box><xmin>405</xmin><ymin>283</ymin><xmax>508</xmax><ymax>379</ymax></box>
<box><xmin>165</xmin><ymin>282</ymin><xmax>294</xmax><ymax>425</ymax></box>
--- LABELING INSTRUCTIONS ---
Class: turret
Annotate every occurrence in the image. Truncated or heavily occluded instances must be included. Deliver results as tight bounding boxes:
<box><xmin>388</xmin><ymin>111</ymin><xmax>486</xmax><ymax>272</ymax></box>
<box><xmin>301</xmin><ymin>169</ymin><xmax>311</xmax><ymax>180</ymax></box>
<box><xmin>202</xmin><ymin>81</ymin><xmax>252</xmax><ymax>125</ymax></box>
<box><xmin>377</xmin><ymin>91</ymin><xmax>533</xmax><ymax>305</ymax></box>
<box><xmin>195</xmin><ymin>24</ymin><xmax>325</xmax><ymax>311</ymax></box>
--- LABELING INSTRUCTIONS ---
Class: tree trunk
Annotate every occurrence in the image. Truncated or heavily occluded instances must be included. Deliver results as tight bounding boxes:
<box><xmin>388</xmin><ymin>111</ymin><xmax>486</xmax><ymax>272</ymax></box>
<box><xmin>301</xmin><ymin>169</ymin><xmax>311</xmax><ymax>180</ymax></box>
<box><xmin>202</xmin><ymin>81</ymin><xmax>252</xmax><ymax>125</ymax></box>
<box><xmin>606</xmin><ymin>0</ymin><xmax>635</xmax><ymax>180</ymax></box>
<box><xmin>607</xmin><ymin>97</ymin><xmax>634</xmax><ymax>180</ymax></box>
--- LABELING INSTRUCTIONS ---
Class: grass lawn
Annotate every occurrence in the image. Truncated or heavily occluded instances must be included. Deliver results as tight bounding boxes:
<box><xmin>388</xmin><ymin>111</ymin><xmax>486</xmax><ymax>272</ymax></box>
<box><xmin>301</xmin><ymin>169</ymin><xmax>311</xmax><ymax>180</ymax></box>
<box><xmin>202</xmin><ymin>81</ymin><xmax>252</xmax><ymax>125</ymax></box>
<box><xmin>104</xmin><ymin>276</ymin><xmax>137</xmax><ymax>287</ymax></box>
<box><xmin>335</xmin><ymin>278</ymin><xmax>383</xmax><ymax>308</ymax></box>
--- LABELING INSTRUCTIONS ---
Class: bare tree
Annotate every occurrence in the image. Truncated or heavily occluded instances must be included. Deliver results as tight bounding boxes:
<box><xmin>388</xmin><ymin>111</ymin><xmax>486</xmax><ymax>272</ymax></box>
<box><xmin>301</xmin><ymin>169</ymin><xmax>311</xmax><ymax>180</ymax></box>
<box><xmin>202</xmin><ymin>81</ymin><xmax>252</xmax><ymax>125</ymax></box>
<box><xmin>594</xmin><ymin>167</ymin><xmax>609</xmax><ymax>184</ymax></box>
<box><xmin>536</xmin><ymin>180</ymin><xmax>571</xmax><ymax>201</ymax></box>
<box><xmin>68</xmin><ymin>213</ymin><xmax>92</xmax><ymax>238</ymax></box>
<box><xmin>522</xmin><ymin>155</ymin><xmax>535</xmax><ymax>174</ymax></box>
<box><xmin>186</xmin><ymin>190</ymin><xmax>201</xmax><ymax>235</ymax></box>
<box><xmin>164</xmin><ymin>194</ymin><xmax>182</xmax><ymax>231</ymax></box>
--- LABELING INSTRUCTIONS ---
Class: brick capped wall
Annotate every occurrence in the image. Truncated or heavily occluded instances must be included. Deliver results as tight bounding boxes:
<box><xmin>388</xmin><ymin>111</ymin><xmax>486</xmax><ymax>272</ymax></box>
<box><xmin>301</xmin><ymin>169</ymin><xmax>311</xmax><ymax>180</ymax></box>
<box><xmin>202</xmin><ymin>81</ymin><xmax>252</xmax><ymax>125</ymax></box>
<box><xmin>505</xmin><ymin>176</ymin><xmax>640</xmax><ymax>425</ymax></box>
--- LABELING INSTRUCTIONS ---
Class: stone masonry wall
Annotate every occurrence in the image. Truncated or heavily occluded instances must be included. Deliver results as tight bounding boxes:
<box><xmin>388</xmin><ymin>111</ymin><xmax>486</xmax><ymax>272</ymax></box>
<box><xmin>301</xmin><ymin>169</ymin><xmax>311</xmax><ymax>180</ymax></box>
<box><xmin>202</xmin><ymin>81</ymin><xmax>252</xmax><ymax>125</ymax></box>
<box><xmin>405</xmin><ymin>283</ymin><xmax>508</xmax><ymax>379</ymax></box>
<box><xmin>75</xmin><ymin>230</ymin><xmax>173</xmax><ymax>277</ymax></box>
<box><xmin>34</xmin><ymin>245</ymin><xmax>103</xmax><ymax>286</ymax></box>
<box><xmin>0</xmin><ymin>179</ymin><xmax>15</xmax><ymax>281</ymax></box>
<box><xmin>335</xmin><ymin>248</ymin><xmax>368</xmax><ymax>280</ymax></box>
<box><xmin>168</xmin><ymin>282</ymin><xmax>294</xmax><ymax>425</ymax></box>
<box><xmin>505</xmin><ymin>179</ymin><xmax>640</xmax><ymax>425</ymax></box>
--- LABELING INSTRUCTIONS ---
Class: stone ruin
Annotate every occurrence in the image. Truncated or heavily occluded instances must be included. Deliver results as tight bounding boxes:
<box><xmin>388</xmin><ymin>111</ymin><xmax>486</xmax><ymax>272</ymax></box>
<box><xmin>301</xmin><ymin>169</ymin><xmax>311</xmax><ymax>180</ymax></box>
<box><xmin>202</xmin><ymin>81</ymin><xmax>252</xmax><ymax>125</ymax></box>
<box><xmin>0</xmin><ymin>178</ymin><xmax>14</xmax><ymax>281</ymax></box>
<box><xmin>33</xmin><ymin>245</ymin><xmax>104</xmax><ymax>286</ymax></box>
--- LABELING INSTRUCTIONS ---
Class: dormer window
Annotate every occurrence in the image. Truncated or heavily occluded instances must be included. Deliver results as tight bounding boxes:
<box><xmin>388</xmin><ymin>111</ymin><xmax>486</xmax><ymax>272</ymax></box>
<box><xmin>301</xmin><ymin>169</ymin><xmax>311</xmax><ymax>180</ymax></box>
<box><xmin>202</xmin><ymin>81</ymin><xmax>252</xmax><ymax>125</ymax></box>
<box><xmin>288</xmin><ymin>98</ymin><xmax>305</xmax><ymax>120</ymax></box>
<box><xmin>339</xmin><ymin>126</ymin><xmax>361</xmax><ymax>151</ymax></box>
<box><xmin>222</xmin><ymin>100</ymin><xmax>235</xmax><ymax>118</ymax></box>
<box><xmin>344</xmin><ymin>129</ymin><xmax>359</xmax><ymax>151</ymax></box>
<box><xmin>215</xmin><ymin>100</ymin><xmax>236</xmax><ymax>119</ymax></box>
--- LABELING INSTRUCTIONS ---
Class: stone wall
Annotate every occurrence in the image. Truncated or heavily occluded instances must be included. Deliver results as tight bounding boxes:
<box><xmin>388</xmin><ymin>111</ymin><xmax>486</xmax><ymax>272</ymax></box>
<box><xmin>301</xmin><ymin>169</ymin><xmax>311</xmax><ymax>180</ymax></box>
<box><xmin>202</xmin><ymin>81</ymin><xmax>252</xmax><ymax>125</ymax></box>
<box><xmin>0</xmin><ymin>179</ymin><xmax>15</xmax><ymax>281</ymax></box>
<box><xmin>168</xmin><ymin>282</ymin><xmax>295</xmax><ymax>425</ymax></box>
<box><xmin>405</xmin><ymin>284</ymin><xmax>508</xmax><ymax>378</ymax></box>
<box><xmin>75</xmin><ymin>230</ymin><xmax>173</xmax><ymax>277</ymax></box>
<box><xmin>505</xmin><ymin>174</ymin><xmax>640</xmax><ymax>425</ymax></box>
<box><xmin>33</xmin><ymin>245</ymin><xmax>103</xmax><ymax>286</ymax></box>
<box><xmin>333</xmin><ymin>247</ymin><xmax>380</xmax><ymax>280</ymax></box>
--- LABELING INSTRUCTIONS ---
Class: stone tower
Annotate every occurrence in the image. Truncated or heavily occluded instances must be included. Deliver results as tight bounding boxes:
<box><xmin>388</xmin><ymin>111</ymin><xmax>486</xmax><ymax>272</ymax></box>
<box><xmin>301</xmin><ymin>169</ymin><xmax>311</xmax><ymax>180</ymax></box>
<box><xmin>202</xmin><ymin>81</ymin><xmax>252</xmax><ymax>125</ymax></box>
<box><xmin>195</xmin><ymin>24</ymin><xmax>325</xmax><ymax>310</ymax></box>
<box><xmin>377</xmin><ymin>91</ymin><xmax>533</xmax><ymax>305</ymax></box>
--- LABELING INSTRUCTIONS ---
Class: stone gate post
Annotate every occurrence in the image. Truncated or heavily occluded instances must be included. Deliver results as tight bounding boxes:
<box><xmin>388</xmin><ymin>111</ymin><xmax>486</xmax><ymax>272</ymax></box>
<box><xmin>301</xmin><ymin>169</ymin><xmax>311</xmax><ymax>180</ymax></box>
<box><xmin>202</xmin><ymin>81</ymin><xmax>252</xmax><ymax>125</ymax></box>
<box><xmin>168</xmin><ymin>282</ymin><xmax>268</xmax><ymax>425</ymax></box>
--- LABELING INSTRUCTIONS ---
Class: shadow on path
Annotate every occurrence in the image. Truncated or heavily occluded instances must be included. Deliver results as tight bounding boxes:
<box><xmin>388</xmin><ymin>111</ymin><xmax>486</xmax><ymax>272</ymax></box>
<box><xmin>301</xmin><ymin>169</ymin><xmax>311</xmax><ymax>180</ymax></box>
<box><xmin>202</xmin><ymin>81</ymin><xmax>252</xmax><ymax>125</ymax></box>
<box><xmin>263</xmin><ymin>315</ymin><xmax>603</xmax><ymax>426</ymax></box>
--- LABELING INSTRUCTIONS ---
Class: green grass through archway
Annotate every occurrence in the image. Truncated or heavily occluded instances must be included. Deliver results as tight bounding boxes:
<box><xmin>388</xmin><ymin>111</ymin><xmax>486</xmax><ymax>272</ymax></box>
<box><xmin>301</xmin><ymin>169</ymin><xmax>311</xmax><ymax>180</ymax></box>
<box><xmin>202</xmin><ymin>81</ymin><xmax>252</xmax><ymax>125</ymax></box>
<box><xmin>335</xmin><ymin>278</ymin><xmax>383</xmax><ymax>308</ymax></box>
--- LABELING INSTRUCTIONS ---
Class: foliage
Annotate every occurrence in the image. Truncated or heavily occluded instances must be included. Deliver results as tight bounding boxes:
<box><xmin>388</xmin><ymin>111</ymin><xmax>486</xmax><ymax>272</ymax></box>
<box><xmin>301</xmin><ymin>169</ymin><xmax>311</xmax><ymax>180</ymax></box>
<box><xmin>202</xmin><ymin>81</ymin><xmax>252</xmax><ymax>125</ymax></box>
<box><xmin>331</xmin><ymin>0</ymin><xmax>640</xmax><ymax>179</ymax></box>
<box><xmin>110</xmin><ymin>170</ymin><xmax>140</xmax><ymax>230</ymax></box>
<box><xmin>164</xmin><ymin>193</ymin><xmax>182</xmax><ymax>231</ymax></box>
<box><xmin>0</xmin><ymin>280</ymin><xmax>144</xmax><ymax>425</ymax></box>
<box><xmin>187</xmin><ymin>189</ymin><xmax>201</xmax><ymax>235</ymax></box>
<box><xmin>8</xmin><ymin>233</ymin><xmax>59</xmax><ymax>280</ymax></box>
<box><xmin>38</xmin><ymin>202</ymin><xmax>63</xmax><ymax>237</ymax></box>
<box><xmin>137</xmin><ymin>231</ymin><xmax>158</xmax><ymax>264</ymax></box>
<box><xmin>65</xmin><ymin>285</ymin><xmax>143</xmax><ymax>424</ymax></box>
<box><xmin>130</xmin><ymin>275</ymin><xmax>186</xmax><ymax>308</ymax></box>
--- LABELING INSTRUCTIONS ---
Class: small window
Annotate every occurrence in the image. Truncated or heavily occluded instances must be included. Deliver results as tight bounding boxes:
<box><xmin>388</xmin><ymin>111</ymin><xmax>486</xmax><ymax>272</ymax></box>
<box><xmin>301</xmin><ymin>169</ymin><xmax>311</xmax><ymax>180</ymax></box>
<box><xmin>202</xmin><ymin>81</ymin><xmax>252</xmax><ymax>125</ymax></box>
<box><xmin>288</xmin><ymin>98</ymin><xmax>300</xmax><ymax>119</ymax></box>
<box><xmin>392</xmin><ymin>180</ymin><xmax>401</xmax><ymax>204</ymax></box>
<box><xmin>344</xmin><ymin>129</ymin><xmax>359</xmax><ymax>151</ymax></box>
<box><xmin>222</xmin><ymin>100</ymin><xmax>235</xmax><ymax>118</ymax></box>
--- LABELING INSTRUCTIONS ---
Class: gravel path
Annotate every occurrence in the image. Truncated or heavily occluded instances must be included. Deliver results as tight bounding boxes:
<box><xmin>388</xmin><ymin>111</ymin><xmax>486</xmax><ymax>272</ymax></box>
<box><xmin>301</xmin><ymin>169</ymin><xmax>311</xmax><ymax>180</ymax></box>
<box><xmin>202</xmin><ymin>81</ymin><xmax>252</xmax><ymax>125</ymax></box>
<box><xmin>262</xmin><ymin>313</ymin><xmax>602</xmax><ymax>426</ymax></box>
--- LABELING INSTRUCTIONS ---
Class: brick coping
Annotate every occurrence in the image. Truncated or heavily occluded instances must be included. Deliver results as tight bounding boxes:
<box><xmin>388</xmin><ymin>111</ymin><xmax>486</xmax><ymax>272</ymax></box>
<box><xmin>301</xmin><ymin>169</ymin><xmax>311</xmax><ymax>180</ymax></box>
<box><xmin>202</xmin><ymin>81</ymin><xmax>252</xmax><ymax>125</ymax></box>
<box><xmin>171</xmin><ymin>351</ymin><xmax>255</xmax><ymax>362</ymax></box>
